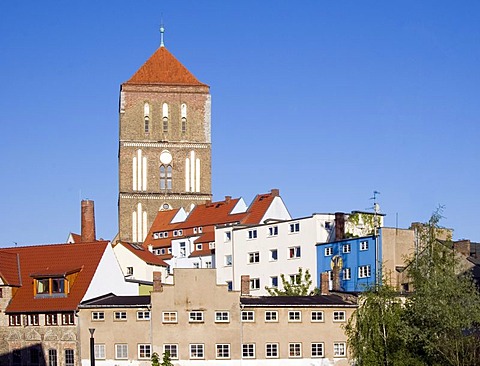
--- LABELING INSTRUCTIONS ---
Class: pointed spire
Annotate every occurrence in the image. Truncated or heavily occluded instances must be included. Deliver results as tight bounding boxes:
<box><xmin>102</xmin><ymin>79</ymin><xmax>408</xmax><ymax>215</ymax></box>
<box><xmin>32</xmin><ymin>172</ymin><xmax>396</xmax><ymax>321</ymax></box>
<box><xmin>160</xmin><ymin>24</ymin><xmax>165</xmax><ymax>48</ymax></box>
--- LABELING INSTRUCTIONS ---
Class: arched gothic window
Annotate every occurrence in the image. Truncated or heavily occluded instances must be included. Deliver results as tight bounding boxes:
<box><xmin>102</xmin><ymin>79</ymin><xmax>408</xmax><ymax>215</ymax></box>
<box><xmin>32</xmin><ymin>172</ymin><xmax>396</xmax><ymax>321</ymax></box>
<box><xmin>160</xmin><ymin>164</ymin><xmax>172</xmax><ymax>190</ymax></box>
<box><xmin>181</xmin><ymin>103</ymin><xmax>187</xmax><ymax>134</ymax></box>
<box><xmin>162</xmin><ymin>103</ymin><xmax>169</xmax><ymax>133</ymax></box>
<box><xmin>144</xmin><ymin>103</ymin><xmax>150</xmax><ymax>133</ymax></box>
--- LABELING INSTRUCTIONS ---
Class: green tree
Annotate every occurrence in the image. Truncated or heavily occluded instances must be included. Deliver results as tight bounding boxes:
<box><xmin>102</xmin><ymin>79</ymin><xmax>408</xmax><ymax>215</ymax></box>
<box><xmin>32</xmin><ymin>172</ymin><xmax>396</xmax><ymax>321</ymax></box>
<box><xmin>160</xmin><ymin>351</ymin><xmax>173</xmax><ymax>366</ymax></box>
<box><xmin>266</xmin><ymin>267</ymin><xmax>319</xmax><ymax>296</ymax></box>
<box><xmin>151</xmin><ymin>352</ymin><xmax>160</xmax><ymax>366</ymax></box>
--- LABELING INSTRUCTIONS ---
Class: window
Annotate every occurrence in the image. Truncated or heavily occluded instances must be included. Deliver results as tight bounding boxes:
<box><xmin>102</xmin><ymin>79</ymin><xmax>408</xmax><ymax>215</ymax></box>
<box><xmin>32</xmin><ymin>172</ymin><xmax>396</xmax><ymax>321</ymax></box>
<box><xmin>224</xmin><ymin>231</ymin><xmax>231</xmax><ymax>242</ymax></box>
<box><xmin>215</xmin><ymin>311</ymin><xmax>230</xmax><ymax>323</ymax></box>
<box><xmin>181</xmin><ymin>117</ymin><xmax>187</xmax><ymax>133</ymax></box>
<box><xmin>242</xmin><ymin>343</ymin><xmax>255</xmax><ymax>358</ymax></box>
<box><xmin>144</xmin><ymin>116</ymin><xmax>149</xmax><ymax>133</ymax></box>
<box><xmin>334</xmin><ymin>342</ymin><xmax>346</xmax><ymax>357</ymax></box>
<box><xmin>9</xmin><ymin>314</ymin><xmax>21</xmax><ymax>326</ymax></box>
<box><xmin>248</xmin><ymin>252</ymin><xmax>260</xmax><ymax>263</ymax></box>
<box><xmin>343</xmin><ymin>268</ymin><xmax>351</xmax><ymax>280</ymax></box>
<box><xmin>360</xmin><ymin>240</ymin><xmax>369</xmax><ymax>251</ymax></box>
<box><xmin>198</xmin><ymin>227</ymin><xmax>203</xmax><ymax>233</ymax></box>
<box><xmin>289</xmin><ymin>222</ymin><xmax>300</xmax><ymax>233</ymax></box>
<box><xmin>115</xmin><ymin>344</ymin><xmax>128</xmax><ymax>359</ymax></box>
<box><xmin>342</xmin><ymin>244</ymin><xmax>351</xmax><ymax>253</ymax></box>
<box><xmin>205</xmin><ymin>261</ymin><xmax>212</xmax><ymax>268</ymax></box>
<box><xmin>266</xmin><ymin>343</ymin><xmax>279</xmax><ymax>358</ymax></box>
<box><xmin>248</xmin><ymin>229</ymin><xmax>257</xmax><ymax>239</ymax></box>
<box><xmin>325</xmin><ymin>247</ymin><xmax>333</xmax><ymax>256</ymax></box>
<box><xmin>241</xmin><ymin>311</ymin><xmax>255</xmax><ymax>322</ymax></box>
<box><xmin>0</xmin><ymin>288</ymin><xmax>2</xmax><ymax>297</ymax></box>
<box><xmin>216</xmin><ymin>344</ymin><xmax>230</xmax><ymax>359</ymax></box>
<box><xmin>226</xmin><ymin>281</ymin><xmax>233</xmax><ymax>291</ymax></box>
<box><xmin>181</xmin><ymin>103</ymin><xmax>187</xmax><ymax>133</ymax></box>
<box><xmin>35</xmin><ymin>277</ymin><xmax>68</xmax><ymax>297</ymax></box>
<box><xmin>189</xmin><ymin>344</ymin><xmax>204</xmax><ymax>359</ymax></box>
<box><xmin>48</xmin><ymin>349</ymin><xmax>57</xmax><ymax>366</ymax></box>
<box><xmin>138</xmin><ymin>344</ymin><xmax>152</xmax><ymax>359</ymax></box>
<box><xmin>311</xmin><ymin>311</ymin><xmax>324</xmax><ymax>322</ymax></box>
<box><xmin>92</xmin><ymin>311</ymin><xmax>104</xmax><ymax>321</ymax></box>
<box><xmin>270</xmin><ymin>276</ymin><xmax>278</xmax><ymax>288</ymax></box>
<box><xmin>312</xmin><ymin>343</ymin><xmax>324</xmax><ymax>357</ymax></box>
<box><xmin>289</xmin><ymin>343</ymin><xmax>302</xmax><ymax>358</ymax></box>
<box><xmin>325</xmin><ymin>221</ymin><xmax>332</xmax><ymax>229</ymax></box>
<box><xmin>358</xmin><ymin>265</ymin><xmax>371</xmax><ymax>278</ymax></box>
<box><xmin>328</xmin><ymin>270</ymin><xmax>334</xmax><ymax>281</ymax></box>
<box><xmin>250</xmin><ymin>278</ymin><xmax>260</xmax><ymax>290</ymax></box>
<box><xmin>30</xmin><ymin>347</ymin><xmax>40</xmax><ymax>366</ymax></box>
<box><xmin>160</xmin><ymin>165</ymin><xmax>172</xmax><ymax>190</ymax></box>
<box><xmin>137</xmin><ymin>311</ymin><xmax>150</xmax><ymax>320</ymax></box>
<box><xmin>114</xmin><ymin>311</ymin><xmax>127</xmax><ymax>321</ymax></box>
<box><xmin>189</xmin><ymin>311</ymin><xmax>204</xmax><ymax>322</ymax></box>
<box><xmin>162</xmin><ymin>116</ymin><xmax>168</xmax><ymax>132</ymax></box>
<box><xmin>269</xmin><ymin>249</ymin><xmax>278</xmax><ymax>261</ymax></box>
<box><xmin>28</xmin><ymin>314</ymin><xmax>40</xmax><ymax>326</ymax></box>
<box><xmin>193</xmin><ymin>262</ymin><xmax>200</xmax><ymax>269</ymax></box>
<box><xmin>94</xmin><ymin>344</ymin><xmax>105</xmax><ymax>359</ymax></box>
<box><xmin>225</xmin><ymin>254</ymin><xmax>232</xmax><ymax>266</ymax></box>
<box><xmin>289</xmin><ymin>246</ymin><xmax>301</xmax><ymax>258</ymax></box>
<box><xmin>333</xmin><ymin>311</ymin><xmax>346</xmax><ymax>322</ymax></box>
<box><xmin>179</xmin><ymin>242</ymin><xmax>186</xmax><ymax>257</ymax></box>
<box><xmin>289</xmin><ymin>311</ymin><xmax>302</xmax><ymax>322</ymax></box>
<box><xmin>265</xmin><ymin>311</ymin><xmax>278</xmax><ymax>322</ymax></box>
<box><xmin>268</xmin><ymin>226</ymin><xmax>278</xmax><ymax>236</ymax></box>
<box><xmin>62</xmin><ymin>312</ymin><xmax>75</xmax><ymax>325</ymax></box>
<box><xmin>126</xmin><ymin>266</ymin><xmax>134</xmax><ymax>275</ymax></box>
<box><xmin>65</xmin><ymin>349</ymin><xmax>74</xmax><ymax>366</ymax></box>
<box><xmin>195</xmin><ymin>243</ymin><xmax>202</xmax><ymax>250</ymax></box>
<box><xmin>164</xmin><ymin>344</ymin><xmax>178</xmax><ymax>359</ymax></box>
<box><xmin>290</xmin><ymin>273</ymin><xmax>300</xmax><ymax>283</ymax></box>
<box><xmin>45</xmin><ymin>313</ymin><xmax>58</xmax><ymax>325</ymax></box>
<box><xmin>162</xmin><ymin>312</ymin><xmax>178</xmax><ymax>323</ymax></box>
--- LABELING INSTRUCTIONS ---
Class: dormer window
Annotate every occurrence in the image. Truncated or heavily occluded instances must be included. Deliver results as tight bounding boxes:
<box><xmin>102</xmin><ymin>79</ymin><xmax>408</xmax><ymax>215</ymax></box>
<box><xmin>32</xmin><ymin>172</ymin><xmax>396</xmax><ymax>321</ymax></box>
<box><xmin>34</xmin><ymin>277</ymin><xmax>68</xmax><ymax>298</ymax></box>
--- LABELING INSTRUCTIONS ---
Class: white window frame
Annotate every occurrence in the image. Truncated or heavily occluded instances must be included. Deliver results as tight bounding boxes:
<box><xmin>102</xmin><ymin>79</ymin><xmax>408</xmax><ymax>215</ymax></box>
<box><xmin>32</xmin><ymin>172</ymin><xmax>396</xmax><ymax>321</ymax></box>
<box><xmin>268</xmin><ymin>226</ymin><xmax>278</xmax><ymax>236</ymax></box>
<box><xmin>115</xmin><ymin>344</ymin><xmax>128</xmax><ymax>360</ymax></box>
<box><xmin>189</xmin><ymin>311</ymin><xmax>204</xmax><ymax>323</ymax></box>
<box><xmin>289</xmin><ymin>222</ymin><xmax>300</xmax><ymax>233</ymax></box>
<box><xmin>114</xmin><ymin>311</ymin><xmax>127</xmax><ymax>321</ymax></box>
<box><xmin>137</xmin><ymin>311</ymin><xmax>151</xmax><ymax>321</ymax></box>
<box><xmin>241</xmin><ymin>311</ymin><xmax>255</xmax><ymax>322</ymax></box>
<box><xmin>325</xmin><ymin>247</ymin><xmax>333</xmax><ymax>256</ymax></box>
<box><xmin>216</xmin><ymin>344</ymin><xmax>230</xmax><ymax>359</ymax></box>
<box><xmin>288</xmin><ymin>310</ymin><xmax>302</xmax><ymax>322</ymax></box>
<box><xmin>265</xmin><ymin>343</ymin><xmax>279</xmax><ymax>358</ymax></box>
<box><xmin>248</xmin><ymin>229</ymin><xmax>258</xmax><ymax>239</ymax></box>
<box><xmin>163</xmin><ymin>344</ymin><xmax>178</xmax><ymax>360</ymax></box>
<box><xmin>342</xmin><ymin>243</ymin><xmax>351</xmax><ymax>253</ymax></box>
<box><xmin>138</xmin><ymin>344</ymin><xmax>152</xmax><ymax>359</ymax></box>
<box><xmin>311</xmin><ymin>311</ymin><xmax>324</xmax><ymax>322</ymax></box>
<box><xmin>358</xmin><ymin>265</ymin><xmax>371</xmax><ymax>278</ymax></box>
<box><xmin>91</xmin><ymin>312</ymin><xmax>104</xmax><ymax>321</ymax></box>
<box><xmin>269</xmin><ymin>249</ymin><xmax>278</xmax><ymax>261</ymax></box>
<box><xmin>311</xmin><ymin>342</ymin><xmax>324</xmax><ymax>358</ymax></box>
<box><xmin>248</xmin><ymin>252</ymin><xmax>260</xmax><ymax>264</ymax></box>
<box><xmin>360</xmin><ymin>240</ymin><xmax>368</xmax><ymax>251</ymax></box>
<box><xmin>250</xmin><ymin>278</ymin><xmax>260</xmax><ymax>290</ymax></box>
<box><xmin>289</xmin><ymin>246</ymin><xmax>301</xmax><ymax>259</ymax></box>
<box><xmin>265</xmin><ymin>310</ymin><xmax>278</xmax><ymax>322</ymax></box>
<box><xmin>94</xmin><ymin>344</ymin><xmax>105</xmax><ymax>360</ymax></box>
<box><xmin>289</xmin><ymin>343</ymin><xmax>302</xmax><ymax>358</ymax></box>
<box><xmin>333</xmin><ymin>342</ymin><xmax>346</xmax><ymax>357</ymax></box>
<box><xmin>333</xmin><ymin>311</ymin><xmax>346</xmax><ymax>322</ymax></box>
<box><xmin>224</xmin><ymin>231</ymin><xmax>231</xmax><ymax>242</ymax></box>
<box><xmin>195</xmin><ymin>243</ymin><xmax>202</xmax><ymax>251</ymax></box>
<box><xmin>343</xmin><ymin>268</ymin><xmax>351</xmax><ymax>280</ymax></box>
<box><xmin>242</xmin><ymin>343</ymin><xmax>255</xmax><ymax>359</ymax></box>
<box><xmin>215</xmin><ymin>311</ymin><xmax>230</xmax><ymax>323</ymax></box>
<box><xmin>189</xmin><ymin>344</ymin><xmax>204</xmax><ymax>359</ymax></box>
<box><xmin>270</xmin><ymin>276</ymin><xmax>278</xmax><ymax>288</ymax></box>
<box><xmin>162</xmin><ymin>312</ymin><xmax>178</xmax><ymax>323</ymax></box>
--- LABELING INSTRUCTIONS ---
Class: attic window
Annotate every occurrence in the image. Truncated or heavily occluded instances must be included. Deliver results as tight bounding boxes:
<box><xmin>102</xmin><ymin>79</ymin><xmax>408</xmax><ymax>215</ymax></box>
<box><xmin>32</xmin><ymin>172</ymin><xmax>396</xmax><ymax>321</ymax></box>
<box><xmin>34</xmin><ymin>277</ymin><xmax>68</xmax><ymax>298</ymax></box>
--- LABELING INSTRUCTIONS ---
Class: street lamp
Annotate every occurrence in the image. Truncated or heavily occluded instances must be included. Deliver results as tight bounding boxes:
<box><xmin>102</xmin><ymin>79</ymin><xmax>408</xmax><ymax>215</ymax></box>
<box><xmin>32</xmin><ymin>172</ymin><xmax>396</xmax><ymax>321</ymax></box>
<box><xmin>89</xmin><ymin>328</ymin><xmax>95</xmax><ymax>366</ymax></box>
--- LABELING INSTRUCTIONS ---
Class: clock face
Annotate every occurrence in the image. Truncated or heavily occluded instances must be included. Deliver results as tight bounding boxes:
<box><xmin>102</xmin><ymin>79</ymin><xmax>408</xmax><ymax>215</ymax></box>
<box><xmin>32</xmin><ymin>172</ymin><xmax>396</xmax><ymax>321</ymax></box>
<box><xmin>162</xmin><ymin>203</ymin><xmax>170</xmax><ymax>210</ymax></box>
<box><xmin>160</xmin><ymin>151</ymin><xmax>172</xmax><ymax>165</ymax></box>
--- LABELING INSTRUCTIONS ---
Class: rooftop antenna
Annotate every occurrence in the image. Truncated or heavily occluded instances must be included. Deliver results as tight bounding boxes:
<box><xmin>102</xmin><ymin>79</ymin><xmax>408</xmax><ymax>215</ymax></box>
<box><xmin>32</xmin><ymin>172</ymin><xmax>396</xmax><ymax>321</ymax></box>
<box><xmin>160</xmin><ymin>21</ymin><xmax>165</xmax><ymax>48</ymax></box>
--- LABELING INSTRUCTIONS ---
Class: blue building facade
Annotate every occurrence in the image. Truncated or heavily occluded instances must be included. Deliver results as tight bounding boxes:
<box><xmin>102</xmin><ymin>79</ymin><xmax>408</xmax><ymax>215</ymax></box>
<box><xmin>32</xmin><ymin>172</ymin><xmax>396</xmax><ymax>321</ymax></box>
<box><xmin>316</xmin><ymin>235</ymin><xmax>381</xmax><ymax>292</ymax></box>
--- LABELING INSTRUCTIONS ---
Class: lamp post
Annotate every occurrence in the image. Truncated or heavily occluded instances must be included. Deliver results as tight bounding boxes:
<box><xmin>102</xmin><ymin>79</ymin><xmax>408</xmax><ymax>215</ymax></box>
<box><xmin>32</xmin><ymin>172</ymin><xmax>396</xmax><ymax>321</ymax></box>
<box><xmin>89</xmin><ymin>328</ymin><xmax>95</xmax><ymax>366</ymax></box>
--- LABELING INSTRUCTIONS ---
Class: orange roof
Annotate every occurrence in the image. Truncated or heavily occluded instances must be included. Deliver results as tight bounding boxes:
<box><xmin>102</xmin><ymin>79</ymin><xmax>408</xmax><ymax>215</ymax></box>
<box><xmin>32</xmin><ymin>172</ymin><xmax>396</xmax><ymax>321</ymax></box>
<box><xmin>118</xmin><ymin>242</ymin><xmax>168</xmax><ymax>267</ymax></box>
<box><xmin>241</xmin><ymin>192</ymin><xmax>277</xmax><ymax>225</ymax></box>
<box><xmin>0</xmin><ymin>251</ymin><xmax>21</xmax><ymax>286</ymax></box>
<box><xmin>3</xmin><ymin>241</ymin><xmax>109</xmax><ymax>313</ymax></box>
<box><xmin>125</xmin><ymin>47</ymin><xmax>207</xmax><ymax>86</ymax></box>
<box><xmin>189</xmin><ymin>248</ymin><xmax>214</xmax><ymax>258</ymax></box>
<box><xmin>194</xmin><ymin>231</ymin><xmax>215</xmax><ymax>244</ymax></box>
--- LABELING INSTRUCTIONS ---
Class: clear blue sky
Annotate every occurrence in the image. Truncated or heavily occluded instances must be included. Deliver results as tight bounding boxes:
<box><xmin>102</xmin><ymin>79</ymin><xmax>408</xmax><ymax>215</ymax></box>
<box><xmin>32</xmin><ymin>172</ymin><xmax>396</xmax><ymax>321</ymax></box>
<box><xmin>1</xmin><ymin>1</ymin><xmax>479</xmax><ymax>247</ymax></box>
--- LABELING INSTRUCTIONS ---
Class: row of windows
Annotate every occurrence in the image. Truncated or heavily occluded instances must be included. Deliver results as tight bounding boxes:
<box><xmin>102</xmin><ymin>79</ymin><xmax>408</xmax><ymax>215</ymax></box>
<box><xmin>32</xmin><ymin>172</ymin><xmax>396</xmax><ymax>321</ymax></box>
<box><xmin>9</xmin><ymin>313</ymin><xmax>75</xmax><ymax>327</ymax></box>
<box><xmin>98</xmin><ymin>342</ymin><xmax>346</xmax><ymax>360</ymax></box>
<box><xmin>249</xmin><ymin>272</ymin><xmax>307</xmax><ymax>291</ymax></box>
<box><xmin>229</xmin><ymin>246</ymin><xmax>302</xmax><ymax>268</ymax></box>
<box><xmin>326</xmin><ymin>265</ymin><xmax>372</xmax><ymax>281</ymax></box>
<box><xmin>144</xmin><ymin>116</ymin><xmax>187</xmax><ymax>134</ymax></box>
<box><xmin>92</xmin><ymin>311</ymin><xmax>150</xmax><ymax>321</ymax></box>
<box><xmin>10</xmin><ymin>348</ymin><xmax>74</xmax><ymax>366</ymax></box>
<box><xmin>153</xmin><ymin>227</ymin><xmax>203</xmax><ymax>240</ymax></box>
<box><xmin>246</xmin><ymin>223</ymin><xmax>301</xmax><ymax>241</ymax></box>
<box><xmin>143</xmin><ymin>102</ymin><xmax>188</xmax><ymax>134</ymax></box>
<box><xmin>241</xmin><ymin>310</ymin><xmax>345</xmax><ymax>323</ymax></box>
<box><xmin>323</xmin><ymin>240</ymin><xmax>369</xmax><ymax>256</ymax></box>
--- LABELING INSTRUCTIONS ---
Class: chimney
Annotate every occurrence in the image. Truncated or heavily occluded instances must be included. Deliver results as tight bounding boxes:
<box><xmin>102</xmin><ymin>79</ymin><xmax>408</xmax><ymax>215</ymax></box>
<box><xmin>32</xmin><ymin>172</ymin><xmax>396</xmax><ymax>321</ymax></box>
<box><xmin>453</xmin><ymin>240</ymin><xmax>471</xmax><ymax>257</ymax></box>
<box><xmin>335</xmin><ymin>212</ymin><xmax>345</xmax><ymax>241</ymax></box>
<box><xmin>241</xmin><ymin>275</ymin><xmax>250</xmax><ymax>296</ymax></box>
<box><xmin>153</xmin><ymin>271</ymin><xmax>163</xmax><ymax>292</ymax></box>
<box><xmin>225</xmin><ymin>196</ymin><xmax>231</xmax><ymax>203</ymax></box>
<box><xmin>81</xmin><ymin>200</ymin><xmax>96</xmax><ymax>242</ymax></box>
<box><xmin>320</xmin><ymin>272</ymin><xmax>330</xmax><ymax>295</ymax></box>
<box><xmin>332</xmin><ymin>263</ymin><xmax>341</xmax><ymax>292</ymax></box>
<box><xmin>270</xmin><ymin>188</ymin><xmax>280</xmax><ymax>197</ymax></box>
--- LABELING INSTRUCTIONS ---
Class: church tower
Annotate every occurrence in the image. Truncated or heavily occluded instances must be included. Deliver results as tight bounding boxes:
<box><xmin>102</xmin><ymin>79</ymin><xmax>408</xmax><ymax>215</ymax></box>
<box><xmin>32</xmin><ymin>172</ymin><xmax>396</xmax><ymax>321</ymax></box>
<box><xmin>118</xmin><ymin>31</ymin><xmax>212</xmax><ymax>243</ymax></box>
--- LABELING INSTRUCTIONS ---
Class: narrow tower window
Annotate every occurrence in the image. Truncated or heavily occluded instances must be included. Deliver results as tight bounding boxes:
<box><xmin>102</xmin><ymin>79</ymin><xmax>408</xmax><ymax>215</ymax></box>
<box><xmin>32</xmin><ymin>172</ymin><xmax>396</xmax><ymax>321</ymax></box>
<box><xmin>160</xmin><ymin>165</ymin><xmax>172</xmax><ymax>191</ymax></box>
<box><xmin>181</xmin><ymin>103</ymin><xmax>187</xmax><ymax>134</ymax></box>
<box><xmin>162</xmin><ymin>103</ymin><xmax>169</xmax><ymax>133</ymax></box>
<box><xmin>144</xmin><ymin>103</ymin><xmax>150</xmax><ymax>133</ymax></box>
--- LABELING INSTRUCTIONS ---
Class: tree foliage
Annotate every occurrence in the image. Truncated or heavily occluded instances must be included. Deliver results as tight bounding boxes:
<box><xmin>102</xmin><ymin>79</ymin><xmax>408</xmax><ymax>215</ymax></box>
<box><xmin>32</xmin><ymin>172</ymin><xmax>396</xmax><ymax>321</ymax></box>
<box><xmin>160</xmin><ymin>351</ymin><xmax>173</xmax><ymax>366</ymax></box>
<box><xmin>266</xmin><ymin>267</ymin><xmax>319</xmax><ymax>296</ymax></box>
<box><xmin>151</xmin><ymin>352</ymin><xmax>160</xmax><ymax>366</ymax></box>
<box><xmin>346</xmin><ymin>209</ymin><xmax>480</xmax><ymax>366</ymax></box>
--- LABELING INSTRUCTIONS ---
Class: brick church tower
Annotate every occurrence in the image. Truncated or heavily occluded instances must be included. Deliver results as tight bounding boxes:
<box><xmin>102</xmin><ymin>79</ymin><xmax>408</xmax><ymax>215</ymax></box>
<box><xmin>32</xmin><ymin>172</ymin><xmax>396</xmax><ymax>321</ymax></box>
<box><xmin>118</xmin><ymin>34</ymin><xmax>212</xmax><ymax>243</ymax></box>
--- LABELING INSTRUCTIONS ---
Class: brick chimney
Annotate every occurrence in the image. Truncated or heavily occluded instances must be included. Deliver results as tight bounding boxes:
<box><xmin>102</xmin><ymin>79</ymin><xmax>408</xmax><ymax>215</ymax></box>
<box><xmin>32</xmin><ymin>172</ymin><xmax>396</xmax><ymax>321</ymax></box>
<box><xmin>335</xmin><ymin>212</ymin><xmax>345</xmax><ymax>241</ymax></box>
<box><xmin>453</xmin><ymin>240</ymin><xmax>471</xmax><ymax>257</ymax></box>
<box><xmin>225</xmin><ymin>196</ymin><xmax>232</xmax><ymax>203</ymax></box>
<box><xmin>81</xmin><ymin>200</ymin><xmax>96</xmax><ymax>242</ymax></box>
<box><xmin>241</xmin><ymin>275</ymin><xmax>250</xmax><ymax>296</ymax></box>
<box><xmin>320</xmin><ymin>272</ymin><xmax>329</xmax><ymax>295</ymax></box>
<box><xmin>270</xmin><ymin>188</ymin><xmax>280</xmax><ymax>197</ymax></box>
<box><xmin>153</xmin><ymin>271</ymin><xmax>163</xmax><ymax>292</ymax></box>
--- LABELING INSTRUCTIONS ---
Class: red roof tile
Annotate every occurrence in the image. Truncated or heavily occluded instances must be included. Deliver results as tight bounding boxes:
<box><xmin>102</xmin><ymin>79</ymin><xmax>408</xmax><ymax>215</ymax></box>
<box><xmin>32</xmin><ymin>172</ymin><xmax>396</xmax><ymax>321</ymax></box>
<box><xmin>125</xmin><ymin>47</ymin><xmax>207</xmax><ymax>86</ymax></box>
<box><xmin>189</xmin><ymin>248</ymin><xmax>214</xmax><ymax>258</ymax></box>
<box><xmin>118</xmin><ymin>242</ymin><xmax>168</xmax><ymax>267</ymax></box>
<box><xmin>3</xmin><ymin>241</ymin><xmax>109</xmax><ymax>313</ymax></box>
<box><xmin>193</xmin><ymin>231</ymin><xmax>215</xmax><ymax>244</ymax></box>
<box><xmin>0</xmin><ymin>251</ymin><xmax>21</xmax><ymax>286</ymax></box>
<box><xmin>241</xmin><ymin>193</ymin><xmax>276</xmax><ymax>225</ymax></box>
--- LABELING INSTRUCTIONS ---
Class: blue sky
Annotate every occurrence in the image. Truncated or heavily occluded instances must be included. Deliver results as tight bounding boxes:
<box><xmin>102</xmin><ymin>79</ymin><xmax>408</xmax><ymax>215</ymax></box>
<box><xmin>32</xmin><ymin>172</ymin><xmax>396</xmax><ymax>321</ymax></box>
<box><xmin>1</xmin><ymin>1</ymin><xmax>479</xmax><ymax>246</ymax></box>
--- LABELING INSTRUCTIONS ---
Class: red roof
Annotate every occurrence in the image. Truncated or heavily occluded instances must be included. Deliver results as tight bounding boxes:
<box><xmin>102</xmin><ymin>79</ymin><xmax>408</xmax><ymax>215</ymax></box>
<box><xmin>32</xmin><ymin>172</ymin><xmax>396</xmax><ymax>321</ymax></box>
<box><xmin>125</xmin><ymin>47</ymin><xmax>207</xmax><ymax>86</ymax></box>
<box><xmin>189</xmin><ymin>248</ymin><xmax>214</xmax><ymax>258</ymax></box>
<box><xmin>3</xmin><ymin>241</ymin><xmax>109</xmax><ymax>313</ymax></box>
<box><xmin>193</xmin><ymin>231</ymin><xmax>215</xmax><ymax>244</ymax></box>
<box><xmin>0</xmin><ymin>251</ymin><xmax>21</xmax><ymax>286</ymax></box>
<box><xmin>241</xmin><ymin>192</ymin><xmax>277</xmax><ymax>225</ymax></box>
<box><xmin>117</xmin><ymin>242</ymin><xmax>168</xmax><ymax>267</ymax></box>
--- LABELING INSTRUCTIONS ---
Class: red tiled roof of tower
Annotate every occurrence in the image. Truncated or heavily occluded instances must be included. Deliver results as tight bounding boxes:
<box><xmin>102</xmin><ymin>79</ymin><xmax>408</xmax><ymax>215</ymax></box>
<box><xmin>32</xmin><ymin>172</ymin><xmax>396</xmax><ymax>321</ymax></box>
<box><xmin>241</xmin><ymin>192</ymin><xmax>277</xmax><ymax>225</ymax></box>
<box><xmin>125</xmin><ymin>47</ymin><xmax>207</xmax><ymax>86</ymax></box>
<box><xmin>0</xmin><ymin>251</ymin><xmax>22</xmax><ymax>286</ymax></box>
<box><xmin>118</xmin><ymin>242</ymin><xmax>168</xmax><ymax>267</ymax></box>
<box><xmin>3</xmin><ymin>241</ymin><xmax>109</xmax><ymax>313</ymax></box>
